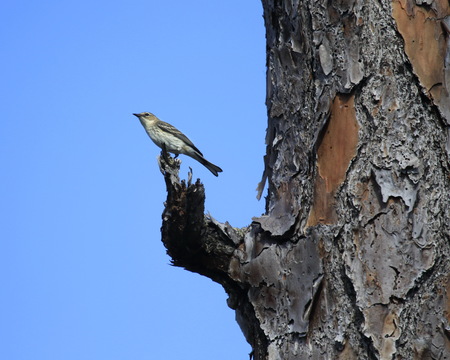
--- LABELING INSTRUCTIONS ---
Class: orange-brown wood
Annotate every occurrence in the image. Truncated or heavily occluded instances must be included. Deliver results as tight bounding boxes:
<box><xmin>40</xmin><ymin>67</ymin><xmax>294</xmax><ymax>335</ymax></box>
<box><xmin>307</xmin><ymin>94</ymin><xmax>359</xmax><ymax>226</ymax></box>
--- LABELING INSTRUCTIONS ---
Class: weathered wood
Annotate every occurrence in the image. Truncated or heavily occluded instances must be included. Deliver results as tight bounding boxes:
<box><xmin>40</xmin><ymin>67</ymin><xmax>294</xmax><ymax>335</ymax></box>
<box><xmin>158</xmin><ymin>1</ymin><xmax>450</xmax><ymax>359</ymax></box>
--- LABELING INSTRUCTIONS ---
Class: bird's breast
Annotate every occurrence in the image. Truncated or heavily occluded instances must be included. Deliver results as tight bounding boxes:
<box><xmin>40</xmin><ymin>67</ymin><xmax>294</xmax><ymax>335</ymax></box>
<box><xmin>144</xmin><ymin>124</ymin><xmax>185</xmax><ymax>154</ymax></box>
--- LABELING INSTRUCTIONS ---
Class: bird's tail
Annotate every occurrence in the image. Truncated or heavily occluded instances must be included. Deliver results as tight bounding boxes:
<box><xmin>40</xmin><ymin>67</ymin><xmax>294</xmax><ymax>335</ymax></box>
<box><xmin>191</xmin><ymin>153</ymin><xmax>223</xmax><ymax>177</ymax></box>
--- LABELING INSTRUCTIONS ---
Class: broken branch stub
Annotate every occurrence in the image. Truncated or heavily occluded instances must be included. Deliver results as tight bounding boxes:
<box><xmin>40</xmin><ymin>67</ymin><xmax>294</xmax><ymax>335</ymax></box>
<box><xmin>158</xmin><ymin>154</ymin><xmax>238</xmax><ymax>281</ymax></box>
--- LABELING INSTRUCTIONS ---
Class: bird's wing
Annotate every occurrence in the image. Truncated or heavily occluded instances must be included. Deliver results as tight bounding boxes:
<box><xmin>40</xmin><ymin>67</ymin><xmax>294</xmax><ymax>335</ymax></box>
<box><xmin>156</xmin><ymin>120</ymin><xmax>203</xmax><ymax>155</ymax></box>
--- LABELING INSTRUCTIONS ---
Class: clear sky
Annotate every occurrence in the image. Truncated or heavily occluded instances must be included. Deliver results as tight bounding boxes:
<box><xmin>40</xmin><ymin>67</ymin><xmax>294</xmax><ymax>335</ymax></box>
<box><xmin>1</xmin><ymin>1</ymin><xmax>266</xmax><ymax>359</ymax></box>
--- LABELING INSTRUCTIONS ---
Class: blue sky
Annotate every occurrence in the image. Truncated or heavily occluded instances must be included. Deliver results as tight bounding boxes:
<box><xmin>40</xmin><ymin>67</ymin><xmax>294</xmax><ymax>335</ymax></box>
<box><xmin>1</xmin><ymin>1</ymin><xmax>266</xmax><ymax>359</ymax></box>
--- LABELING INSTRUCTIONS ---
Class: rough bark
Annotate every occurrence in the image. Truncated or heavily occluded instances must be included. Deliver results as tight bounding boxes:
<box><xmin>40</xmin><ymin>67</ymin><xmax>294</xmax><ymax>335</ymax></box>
<box><xmin>158</xmin><ymin>1</ymin><xmax>450</xmax><ymax>359</ymax></box>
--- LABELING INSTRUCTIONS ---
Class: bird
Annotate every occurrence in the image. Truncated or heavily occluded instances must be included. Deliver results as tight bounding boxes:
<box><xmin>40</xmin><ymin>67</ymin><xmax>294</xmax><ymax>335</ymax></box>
<box><xmin>133</xmin><ymin>112</ymin><xmax>223</xmax><ymax>176</ymax></box>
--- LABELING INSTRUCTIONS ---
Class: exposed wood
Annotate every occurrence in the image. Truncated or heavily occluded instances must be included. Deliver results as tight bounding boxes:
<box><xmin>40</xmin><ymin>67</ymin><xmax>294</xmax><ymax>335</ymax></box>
<box><xmin>392</xmin><ymin>0</ymin><xmax>450</xmax><ymax>121</ymax></box>
<box><xmin>307</xmin><ymin>94</ymin><xmax>359</xmax><ymax>226</ymax></box>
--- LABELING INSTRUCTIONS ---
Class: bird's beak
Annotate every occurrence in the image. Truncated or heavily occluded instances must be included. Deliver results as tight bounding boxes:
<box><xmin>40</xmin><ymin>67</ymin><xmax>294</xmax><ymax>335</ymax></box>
<box><xmin>132</xmin><ymin>113</ymin><xmax>140</xmax><ymax>118</ymax></box>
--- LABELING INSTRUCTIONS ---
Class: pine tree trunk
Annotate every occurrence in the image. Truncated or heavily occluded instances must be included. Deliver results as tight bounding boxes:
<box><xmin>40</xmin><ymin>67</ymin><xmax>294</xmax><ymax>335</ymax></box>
<box><xmin>159</xmin><ymin>1</ymin><xmax>450</xmax><ymax>359</ymax></box>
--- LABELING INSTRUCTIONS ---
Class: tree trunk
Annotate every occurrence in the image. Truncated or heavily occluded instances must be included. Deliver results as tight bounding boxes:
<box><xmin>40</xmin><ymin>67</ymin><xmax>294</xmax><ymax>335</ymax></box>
<box><xmin>158</xmin><ymin>0</ymin><xmax>450</xmax><ymax>359</ymax></box>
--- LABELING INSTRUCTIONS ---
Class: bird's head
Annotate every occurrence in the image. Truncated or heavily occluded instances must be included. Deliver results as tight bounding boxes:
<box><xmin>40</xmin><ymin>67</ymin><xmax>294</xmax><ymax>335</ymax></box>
<box><xmin>133</xmin><ymin>112</ymin><xmax>157</xmax><ymax>123</ymax></box>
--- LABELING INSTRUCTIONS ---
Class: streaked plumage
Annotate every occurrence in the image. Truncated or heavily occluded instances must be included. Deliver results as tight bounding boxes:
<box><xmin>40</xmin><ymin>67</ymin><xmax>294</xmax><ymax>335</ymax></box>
<box><xmin>133</xmin><ymin>112</ymin><xmax>223</xmax><ymax>176</ymax></box>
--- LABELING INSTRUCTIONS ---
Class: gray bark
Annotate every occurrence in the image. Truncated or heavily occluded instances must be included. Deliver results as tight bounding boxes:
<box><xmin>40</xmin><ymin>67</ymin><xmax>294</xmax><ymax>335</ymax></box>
<box><xmin>158</xmin><ymin>1</ymin><xmax>450</xmax><ymax>359</ymax></box>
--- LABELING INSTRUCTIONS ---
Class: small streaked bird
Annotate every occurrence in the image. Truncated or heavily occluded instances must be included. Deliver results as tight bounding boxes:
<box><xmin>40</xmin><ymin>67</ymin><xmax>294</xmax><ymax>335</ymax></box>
<box><xmin>133</xmin><ymin>112</ymin><xmax>223</xmax><ymax>176</ymax></box>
